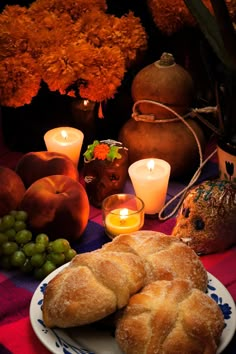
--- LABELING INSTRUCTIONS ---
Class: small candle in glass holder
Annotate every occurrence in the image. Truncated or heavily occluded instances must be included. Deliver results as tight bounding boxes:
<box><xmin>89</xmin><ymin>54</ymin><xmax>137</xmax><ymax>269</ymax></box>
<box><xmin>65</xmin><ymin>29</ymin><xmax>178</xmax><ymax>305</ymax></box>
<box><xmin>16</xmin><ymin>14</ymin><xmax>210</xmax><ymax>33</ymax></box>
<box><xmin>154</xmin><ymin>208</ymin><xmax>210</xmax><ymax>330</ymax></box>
<box><xmin>102</xmin><ymin>193</ymin><xmax>144</xmax><ymax>239</ymax></box>
<box><xmin>128</xmin><ymin>158</ymin><xmax>171</xmax><ymax>215</ymax></box>
<box><xmin>44</xmin><ymin>127</ymin><xmax>84</xmax><ymax>167</ymax></box>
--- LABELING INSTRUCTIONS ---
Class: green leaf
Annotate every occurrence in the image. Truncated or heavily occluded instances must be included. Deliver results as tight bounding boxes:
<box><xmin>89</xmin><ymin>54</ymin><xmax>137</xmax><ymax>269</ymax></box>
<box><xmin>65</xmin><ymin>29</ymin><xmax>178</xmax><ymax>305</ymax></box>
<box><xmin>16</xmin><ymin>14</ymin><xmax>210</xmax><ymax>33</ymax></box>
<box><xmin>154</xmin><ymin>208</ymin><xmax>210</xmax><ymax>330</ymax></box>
<box><xmin>83</xmin><ymin>140</ymin><xmax>122</xmax><ymax>161</ymax></box>
<box><xmin>184</xmin><ymin>0</ymin><xmax>236</xmax><ymax>70</ymax></box>
<box><xmin>83</xmin><ymin>140</ymin><xmax>100</xmax><ymax>161</ymax></box>
<box><xmin>107</xmin><ymin>145</ymin><xmax>122</xmax><ymax>161</ymax></box>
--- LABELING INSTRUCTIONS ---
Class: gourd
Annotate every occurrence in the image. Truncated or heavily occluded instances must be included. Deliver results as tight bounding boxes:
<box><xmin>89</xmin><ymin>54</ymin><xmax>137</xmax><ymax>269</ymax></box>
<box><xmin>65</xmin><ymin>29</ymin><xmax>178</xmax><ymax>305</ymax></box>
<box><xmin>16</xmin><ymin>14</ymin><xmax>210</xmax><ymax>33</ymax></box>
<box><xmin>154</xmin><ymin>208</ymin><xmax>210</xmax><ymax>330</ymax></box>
<box><xmin>119</xmin><ymin>53</ymin><xmax>206</xmax><ymax>178</ymax></box>
<box><xmin>131</xmin><ymin>52</ymin><xmax>195</xmax><ymax>119</ymax></box>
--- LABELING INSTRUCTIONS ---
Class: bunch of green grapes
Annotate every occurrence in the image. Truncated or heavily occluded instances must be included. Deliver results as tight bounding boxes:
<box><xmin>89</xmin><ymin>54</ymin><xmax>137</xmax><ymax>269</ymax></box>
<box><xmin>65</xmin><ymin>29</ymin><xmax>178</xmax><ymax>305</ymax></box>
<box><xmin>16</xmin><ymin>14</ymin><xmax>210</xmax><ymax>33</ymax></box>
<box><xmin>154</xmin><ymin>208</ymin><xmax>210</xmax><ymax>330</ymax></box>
<box><xmin>0</xmin><ymin>210</ymin><xmax>77</xmax><ymax>280</ymax></box>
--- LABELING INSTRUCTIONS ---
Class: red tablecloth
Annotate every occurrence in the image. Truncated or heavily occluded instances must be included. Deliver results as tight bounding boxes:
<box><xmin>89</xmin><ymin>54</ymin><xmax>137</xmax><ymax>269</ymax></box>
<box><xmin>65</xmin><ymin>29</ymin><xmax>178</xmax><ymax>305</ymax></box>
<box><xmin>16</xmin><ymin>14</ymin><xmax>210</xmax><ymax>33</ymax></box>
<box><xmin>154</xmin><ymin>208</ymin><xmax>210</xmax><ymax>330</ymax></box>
<box><xmin>0</xmin><ymin>205</ymin><xmax>236</xmax><ymax>354</ymax></box>
<box><xmin>0</xmin><ymin>140</ymin><xmax>235</xmax><ymax>354</ymax></box>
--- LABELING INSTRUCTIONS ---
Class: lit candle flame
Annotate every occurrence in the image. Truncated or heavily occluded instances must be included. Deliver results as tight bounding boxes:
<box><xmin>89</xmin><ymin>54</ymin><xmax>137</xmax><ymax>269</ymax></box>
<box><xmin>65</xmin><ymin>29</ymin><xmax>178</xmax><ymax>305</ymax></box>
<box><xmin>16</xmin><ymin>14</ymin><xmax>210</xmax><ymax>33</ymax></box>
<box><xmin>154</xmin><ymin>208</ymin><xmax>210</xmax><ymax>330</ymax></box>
<box><xmin>83</xmin><ymin>99</ymin><xmax>89</xmax><ymax>107</ymax></box>
<box><xmin>61</xmin><ymin>130</ymin><xmax>68</xmax><ymax>140</ymax></box>
<box><xmin>147</xmin><ymin>159</ymin><xmax>155</xmax><ymax>172</ymax></box>
<box><xmin>119</xmin><ymin>208</ymin><xmax>129</xmax><ymax>224</ymax></box>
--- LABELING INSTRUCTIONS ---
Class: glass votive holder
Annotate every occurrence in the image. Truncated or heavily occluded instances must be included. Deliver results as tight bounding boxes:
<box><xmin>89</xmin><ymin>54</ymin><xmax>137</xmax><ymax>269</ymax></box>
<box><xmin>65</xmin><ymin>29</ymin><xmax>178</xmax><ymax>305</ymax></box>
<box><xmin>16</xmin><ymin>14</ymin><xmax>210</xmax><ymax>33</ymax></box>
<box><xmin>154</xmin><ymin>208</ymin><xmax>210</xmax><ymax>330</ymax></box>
<box><xmin>102</xmin><ymin>193</ymin><xmax>145</xmax><ymax>239</ymax></box>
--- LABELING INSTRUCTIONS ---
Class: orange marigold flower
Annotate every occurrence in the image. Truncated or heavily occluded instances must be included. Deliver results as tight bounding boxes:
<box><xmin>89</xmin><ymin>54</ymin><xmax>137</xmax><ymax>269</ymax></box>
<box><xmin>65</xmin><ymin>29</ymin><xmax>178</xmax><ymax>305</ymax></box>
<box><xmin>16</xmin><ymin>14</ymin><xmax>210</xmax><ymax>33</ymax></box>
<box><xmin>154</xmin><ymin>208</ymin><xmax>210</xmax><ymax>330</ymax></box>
<box><xmin>147</xmin><ymin>0</ymin><xmax>214</xmax><ymax>35</ymax></box>
<box><xmin>0</xmin><ymin>0</ymin><xmax>147</xmax><ymax>107</ymax></box>
<box><xmin>93</xmin><ymin>143</ymin><xmax>110</xmax><ymax>160</ymax></box>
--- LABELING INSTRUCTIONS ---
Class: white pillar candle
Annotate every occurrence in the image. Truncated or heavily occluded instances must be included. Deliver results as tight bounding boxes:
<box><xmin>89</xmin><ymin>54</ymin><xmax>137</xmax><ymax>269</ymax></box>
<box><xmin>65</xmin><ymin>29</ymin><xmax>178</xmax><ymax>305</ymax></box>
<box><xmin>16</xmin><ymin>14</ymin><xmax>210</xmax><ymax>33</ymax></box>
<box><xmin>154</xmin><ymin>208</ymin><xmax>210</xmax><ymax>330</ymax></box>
<box><xmin>128</xmin><ymin>158</ymin><xmax>171</xmax><ymax>215</ymax></box>
<box><xmin>44</xmin><ymin>127</ymin><xmax>84</xmax><ymax>167</ymax></box>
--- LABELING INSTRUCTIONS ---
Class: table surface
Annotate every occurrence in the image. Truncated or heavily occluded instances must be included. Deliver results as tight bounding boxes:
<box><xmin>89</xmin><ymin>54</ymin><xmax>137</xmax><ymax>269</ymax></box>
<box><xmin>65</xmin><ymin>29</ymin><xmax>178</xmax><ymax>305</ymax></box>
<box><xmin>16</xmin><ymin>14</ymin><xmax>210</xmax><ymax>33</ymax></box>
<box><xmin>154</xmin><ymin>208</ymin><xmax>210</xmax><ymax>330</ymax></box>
<box><xmin>0</xmin><ymin>139</ymin><xmax>236</xmax><ymax>354</ymax></box>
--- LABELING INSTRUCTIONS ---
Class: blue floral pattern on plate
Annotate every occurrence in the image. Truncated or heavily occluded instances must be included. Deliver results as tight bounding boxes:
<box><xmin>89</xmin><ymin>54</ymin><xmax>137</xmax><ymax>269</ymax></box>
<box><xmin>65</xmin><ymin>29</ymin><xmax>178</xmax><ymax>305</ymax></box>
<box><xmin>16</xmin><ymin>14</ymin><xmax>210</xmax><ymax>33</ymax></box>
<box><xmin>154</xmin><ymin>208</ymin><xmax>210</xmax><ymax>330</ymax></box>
<box><xmin>37</xmin><ymin>285</ymin><xmax>93</xmax><ymax>354</ymax></box>
<box><xmin>207</xmin><ymin>281</ymin><xmax>232</xmax><ymax>321</ymax></box>
<box><xmin>30</xmin><ymin>265</ymin><xmax>236</xmax><ymax>354</ymax></box>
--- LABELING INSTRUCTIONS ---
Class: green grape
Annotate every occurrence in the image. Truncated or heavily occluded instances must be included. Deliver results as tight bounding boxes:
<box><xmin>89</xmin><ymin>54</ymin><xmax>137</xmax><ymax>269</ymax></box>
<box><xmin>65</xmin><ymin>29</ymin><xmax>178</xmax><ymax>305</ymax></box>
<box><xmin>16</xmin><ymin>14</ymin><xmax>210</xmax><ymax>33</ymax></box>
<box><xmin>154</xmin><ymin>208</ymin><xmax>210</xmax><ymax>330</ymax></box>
<box><xmin>10</xmin><ymin>250</ymin><xmax>26</xmax><ymax>268</ymax></box>
<box><xmin>30</xmin><ymin>253</ymin><xmax>46</xmax><ymax>268</ymax></box>
<box><xmin>64</xmin><ymin>248</ymin><xmax>77</xmax><ymax>262</ymax></box>
<box><xmin>0</xmin><ymin>212</ymin><xmax>77</xmax><ymax>279</ymax></box>
<box><xmin>33</xmin><ymin>267</ymin><xmax>45</xmax><ymax>280</ymax></box>
<box><xmin>15</xmin><ymin>210</ymin><xmax>28</xmax><ymax>222</ymax></box>
<box><xmin>0</xmin><ymin>232</ymin><xmax>8</xmax><ymax>245</ymax></box>
<box><xmin>47</xmin><ymin>252</ymin><xmax>65</xmax><ymax>266</ymax></box>
<box><xmin>15</xmin><ymin>229</ymin><xmax>32</xmax><ymax>244</ymax></box>
<box><xmin>5</xmin><ymin>228</ymin><xmax>16</xmax><ymax>241</ymax></box>
<box><xmin>47</xmin><ymin>241</ymin><xmax>53</xmax><ymax>253</ymax></box>
<box><xmin>34</xmin><ymin>242</ymin><xmax>46</xmax><ymax>253</ymax></box>
<box><xmin>0</xmin><ymin>214</ymin><xmax>15</xmax><ymax>231</ymax></box>
<box><xmin>0</xmin><ymin>256</ymin><xmax>12</xmax><ymax>270</ymax></box>
<box><xmin>10</xmin><ymin>210</ymin><xmax>17</xmax><ymax>217</ymax></box>
<box><xmin>50</xmin><ymin>238</ymin><xmax>70</xmax><ymax>253</ymax></box>
<box><xmin>23</xmin><ymin>242</ymin><xmax>36</xmax><ymax>257</ymax></box>
<box><xmin>35</xmin><ymin>233</ymin><xmax>49</xmax><ymax>246</ymax></box>
<box><xmin>20</xmin><ymin>258</ymin><xmax>34</xmax><ymax>274</ymax></box>
<box><xmin>42</xmin><ymin>260</ymin><xmax>57</xmax><ymax>277</ymax></box>
<box><xmin>14</xmin><ymin>220</ymin><xmax>27</xmax><ymax>232</ymax></box>
<box><xmin>2</xmin><ymin>241</ymin><xmax>18</xmax><ymax>255</ymax></box>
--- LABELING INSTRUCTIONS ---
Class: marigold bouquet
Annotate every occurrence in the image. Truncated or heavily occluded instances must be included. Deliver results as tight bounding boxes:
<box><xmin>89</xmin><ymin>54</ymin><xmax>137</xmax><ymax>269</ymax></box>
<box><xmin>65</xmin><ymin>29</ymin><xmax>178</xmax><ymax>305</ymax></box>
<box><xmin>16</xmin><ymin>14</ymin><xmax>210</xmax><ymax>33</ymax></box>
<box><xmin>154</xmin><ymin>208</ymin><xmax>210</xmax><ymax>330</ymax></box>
<box><xmin>0</xmin><ymin>0</ymin><xmax>147</xmax><ymax>108</ymax></box>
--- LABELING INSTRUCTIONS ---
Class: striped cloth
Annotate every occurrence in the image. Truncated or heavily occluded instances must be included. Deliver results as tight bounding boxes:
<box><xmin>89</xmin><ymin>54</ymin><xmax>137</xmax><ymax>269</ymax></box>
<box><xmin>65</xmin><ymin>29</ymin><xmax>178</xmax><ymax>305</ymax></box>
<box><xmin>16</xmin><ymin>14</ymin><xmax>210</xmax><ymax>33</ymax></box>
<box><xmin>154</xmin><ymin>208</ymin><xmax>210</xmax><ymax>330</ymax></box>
<box><xmin>0</xmin><ymin>135</ymin><xmax>235</xmax><ymax>353</ymax></box>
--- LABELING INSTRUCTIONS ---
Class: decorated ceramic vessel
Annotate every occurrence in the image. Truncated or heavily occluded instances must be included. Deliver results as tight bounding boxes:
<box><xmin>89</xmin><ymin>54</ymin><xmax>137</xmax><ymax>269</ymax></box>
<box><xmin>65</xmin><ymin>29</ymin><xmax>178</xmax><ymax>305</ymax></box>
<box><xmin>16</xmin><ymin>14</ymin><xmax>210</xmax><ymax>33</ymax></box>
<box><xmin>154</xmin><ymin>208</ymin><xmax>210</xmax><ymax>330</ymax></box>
<box><xmin>83</xmin><ymin>139</ymin><xmax>129</xmax><ymax>208</ymax></box>
<box><xmin>172</xmin><ymin>179</ymin><xmax>236</xmax><ymax>255</ymax></box>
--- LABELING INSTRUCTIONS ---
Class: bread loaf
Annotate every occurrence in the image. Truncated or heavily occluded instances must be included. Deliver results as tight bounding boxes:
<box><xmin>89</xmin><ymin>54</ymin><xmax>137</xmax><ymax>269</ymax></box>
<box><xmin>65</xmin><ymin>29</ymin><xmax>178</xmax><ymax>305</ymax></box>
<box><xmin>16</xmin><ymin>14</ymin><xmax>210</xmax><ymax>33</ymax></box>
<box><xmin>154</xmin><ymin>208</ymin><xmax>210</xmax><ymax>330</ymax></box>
<box><xmin>116</xmin><ymin>279</ymin><xmax>225</xmax><ymax>354</ymax></box>
<box><xmin>42</xmin><ymin>249</ymin><xmax>146</xmax><ymax>328</ymax></box>
<box><xmin>102</xmin><ymin>231</ymin><xmax>208</xmax><ymax>290</ymax></box>
<box><xmin>42</xmin><ymin>231</ymin><xmax>208</xmax><ymax>328</ymax></box>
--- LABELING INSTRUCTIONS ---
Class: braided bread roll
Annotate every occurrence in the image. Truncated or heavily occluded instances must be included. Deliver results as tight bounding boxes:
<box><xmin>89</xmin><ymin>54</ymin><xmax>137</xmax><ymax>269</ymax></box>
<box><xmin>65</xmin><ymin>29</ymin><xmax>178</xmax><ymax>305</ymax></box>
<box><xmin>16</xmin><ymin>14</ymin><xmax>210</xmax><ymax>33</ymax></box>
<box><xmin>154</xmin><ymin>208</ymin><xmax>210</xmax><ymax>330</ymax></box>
<box><xmin>116</xmin><ymin>279</ymin><xmax>225</xmax><ymax>354</ymax></box>
<box><xmin>42</xmin><ymin>249</ymin><xmax>145</xmax><ymax>328</ymax></box>
<box><xmin>102</xmin><ymin>231</ymin><xmax>208</xmax><ymax>289</ymax></box>
<box><xmin>42</xmin><ymin>231</ymin><xmax>208</xmax><ymax>328</ymax></box>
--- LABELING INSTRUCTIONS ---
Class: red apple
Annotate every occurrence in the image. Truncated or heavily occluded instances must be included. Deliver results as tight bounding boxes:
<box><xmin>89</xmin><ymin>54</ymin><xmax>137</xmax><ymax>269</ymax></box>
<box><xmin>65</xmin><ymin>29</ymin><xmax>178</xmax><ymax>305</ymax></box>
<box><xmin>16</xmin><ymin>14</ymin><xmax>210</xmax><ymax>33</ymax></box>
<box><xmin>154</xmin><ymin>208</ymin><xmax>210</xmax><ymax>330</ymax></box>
<box><xmin>20</xmin><ymin>175</ymin><xmax>90</xmax><ymax>241</ymax></box>
<box><xmin>15</xmin><ymin>151</ymin><xmax>79</xmax><ymax>188</ymax></box>
<box><xmin>0</xmin><ymin>166</ymin><xmax>26</xmax><ymax>217</ymax></box>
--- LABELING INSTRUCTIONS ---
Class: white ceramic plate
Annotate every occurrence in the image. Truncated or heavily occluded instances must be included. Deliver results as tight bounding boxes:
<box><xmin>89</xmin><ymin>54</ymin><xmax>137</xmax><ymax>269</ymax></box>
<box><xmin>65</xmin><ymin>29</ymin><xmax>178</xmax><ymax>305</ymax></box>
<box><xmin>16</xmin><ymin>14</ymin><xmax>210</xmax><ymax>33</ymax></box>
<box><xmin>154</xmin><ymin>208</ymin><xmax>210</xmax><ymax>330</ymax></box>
<box><xmin>30</xmin><ymin>264</ymin><xmax>236</xmax><ymax>354</ymax></box>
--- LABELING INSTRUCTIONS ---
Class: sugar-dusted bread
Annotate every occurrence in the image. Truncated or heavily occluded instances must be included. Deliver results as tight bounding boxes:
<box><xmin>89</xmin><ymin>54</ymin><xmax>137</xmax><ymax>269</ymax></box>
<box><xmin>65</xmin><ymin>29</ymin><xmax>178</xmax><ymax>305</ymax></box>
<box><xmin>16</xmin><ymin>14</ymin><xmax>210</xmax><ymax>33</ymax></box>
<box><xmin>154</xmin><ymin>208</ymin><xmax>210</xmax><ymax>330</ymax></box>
<box><xmin>42</xmin><ymin>249</ymin><xmax>146</xmax><ymax>328</ymax></box>
<box><xmin>42</xmin><ymin>231</ymin><xmax>208</xmax><ymax>328</ymax></box>
<box><xmin>116</xmin><ymin>279</ymin><xmax>225</xmax><ymax>354</ymax></box>
<box><xmin>102</xmin><ymin>231</ymin><xmax>208</xmax><ymax>290</ymax></box>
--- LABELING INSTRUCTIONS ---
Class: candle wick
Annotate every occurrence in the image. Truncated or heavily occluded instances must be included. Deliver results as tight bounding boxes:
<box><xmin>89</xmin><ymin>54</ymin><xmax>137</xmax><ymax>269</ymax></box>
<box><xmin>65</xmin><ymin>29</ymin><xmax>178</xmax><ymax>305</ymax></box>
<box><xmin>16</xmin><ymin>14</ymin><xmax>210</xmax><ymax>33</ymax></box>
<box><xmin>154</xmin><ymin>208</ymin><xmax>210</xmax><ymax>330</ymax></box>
<box><xmin>61</xmin><ymin>130</ymin><xmax>68</xmax><ymax>140</ymax></box>
<box><xmin>120</xmin><ymin>218</ymin><xmax>126</xmax><ymax>225</ymax></box>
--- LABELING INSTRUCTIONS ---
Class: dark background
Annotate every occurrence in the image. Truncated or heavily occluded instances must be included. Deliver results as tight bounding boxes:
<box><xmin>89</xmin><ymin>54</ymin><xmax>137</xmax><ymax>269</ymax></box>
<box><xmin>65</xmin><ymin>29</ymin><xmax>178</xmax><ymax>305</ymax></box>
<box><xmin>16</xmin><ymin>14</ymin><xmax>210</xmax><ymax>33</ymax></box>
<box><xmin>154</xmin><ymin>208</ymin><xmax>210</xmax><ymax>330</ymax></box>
<box><xmin>0</xmin><ymin>1</ymin><xmax>214</xmax><ymax>154</ymax></box>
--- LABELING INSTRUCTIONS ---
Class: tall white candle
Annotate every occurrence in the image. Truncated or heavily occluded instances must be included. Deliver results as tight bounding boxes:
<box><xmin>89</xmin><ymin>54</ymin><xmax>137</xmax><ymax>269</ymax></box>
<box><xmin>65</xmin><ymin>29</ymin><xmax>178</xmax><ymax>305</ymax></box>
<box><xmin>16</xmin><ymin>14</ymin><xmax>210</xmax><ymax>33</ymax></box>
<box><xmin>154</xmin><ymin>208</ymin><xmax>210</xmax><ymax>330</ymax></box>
<box><xmin>44</xmin><ymin>127</ymin><xmax>84</xmax><ymax>167</ymax></box>
<box><xmin>128</xmin><ymin>158</ymin><xmax>171</xmax><ymax>214</ymax></box>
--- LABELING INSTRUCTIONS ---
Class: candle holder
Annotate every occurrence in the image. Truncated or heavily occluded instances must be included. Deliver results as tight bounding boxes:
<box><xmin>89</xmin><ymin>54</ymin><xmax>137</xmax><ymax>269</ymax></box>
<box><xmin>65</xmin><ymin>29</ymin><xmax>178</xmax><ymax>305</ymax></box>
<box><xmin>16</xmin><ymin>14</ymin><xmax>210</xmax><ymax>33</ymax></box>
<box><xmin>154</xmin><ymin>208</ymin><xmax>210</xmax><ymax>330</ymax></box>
<box><xmin>71</xmin><ymin>99</ymin><xmax>96</xmax><ymax>148</ymax></box>
<box><xmin>102</xmin><ymin>193</ymin><xmax>144</xmax><ymax>239</ymax></box>
<box><xmin>128</xmin><ymin>158</ymin><xmax>171</xmax><ymax>216</ymax></box>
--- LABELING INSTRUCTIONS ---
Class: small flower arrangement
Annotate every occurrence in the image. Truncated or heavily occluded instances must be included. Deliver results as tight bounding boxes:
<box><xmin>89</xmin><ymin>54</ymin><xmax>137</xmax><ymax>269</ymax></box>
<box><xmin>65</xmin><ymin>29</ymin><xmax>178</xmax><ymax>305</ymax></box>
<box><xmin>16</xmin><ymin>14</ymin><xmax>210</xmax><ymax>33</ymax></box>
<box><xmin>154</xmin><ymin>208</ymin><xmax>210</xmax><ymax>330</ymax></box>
<box><xmin>0</xmin><ymin>0</ymin><xmax>147</xmax><ymax>108</ymax></box>
<box><xmin>83</xmin><ymin>140</ymin><xmax>123</xmax><ymax>162</ymax></box>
